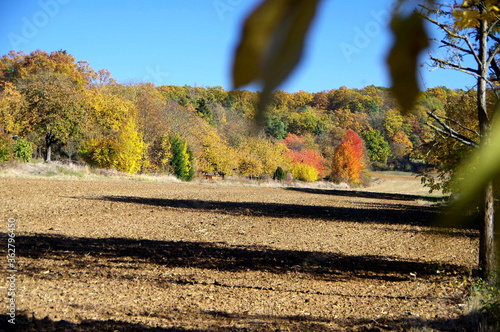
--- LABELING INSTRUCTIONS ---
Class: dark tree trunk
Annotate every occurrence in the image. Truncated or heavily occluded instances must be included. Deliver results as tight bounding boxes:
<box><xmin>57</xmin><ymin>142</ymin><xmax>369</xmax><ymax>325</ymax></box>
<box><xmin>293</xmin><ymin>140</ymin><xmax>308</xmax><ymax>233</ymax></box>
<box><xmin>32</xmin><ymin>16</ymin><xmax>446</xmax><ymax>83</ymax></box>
<box><xmin>477</xmin><ymin>12</ymin><xmax>496</xmax><ymax>281</ymax></box>
<box><xmin>479</xmin><ymin>182</ymin><xmax>496</xmax><ymax>279</ymax></box>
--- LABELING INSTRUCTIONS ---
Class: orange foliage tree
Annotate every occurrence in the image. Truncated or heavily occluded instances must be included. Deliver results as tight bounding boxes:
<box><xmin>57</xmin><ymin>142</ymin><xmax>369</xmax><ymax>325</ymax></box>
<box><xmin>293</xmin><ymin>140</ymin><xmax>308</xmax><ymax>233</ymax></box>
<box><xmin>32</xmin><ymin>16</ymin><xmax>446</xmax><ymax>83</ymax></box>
<box><xmin>331</xmin><ymin>129</ymin><xmax>366</xmax><ymax>185</ymax></box>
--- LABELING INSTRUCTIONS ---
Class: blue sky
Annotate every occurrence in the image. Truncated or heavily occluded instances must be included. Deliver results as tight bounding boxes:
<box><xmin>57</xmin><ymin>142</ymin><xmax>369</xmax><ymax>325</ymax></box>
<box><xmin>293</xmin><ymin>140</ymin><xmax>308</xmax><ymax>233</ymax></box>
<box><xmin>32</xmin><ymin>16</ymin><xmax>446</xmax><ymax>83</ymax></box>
<box><xmin>0</xmin><ymin>0</ymin><xmax>477</xmax><ymax>92</ymax></box>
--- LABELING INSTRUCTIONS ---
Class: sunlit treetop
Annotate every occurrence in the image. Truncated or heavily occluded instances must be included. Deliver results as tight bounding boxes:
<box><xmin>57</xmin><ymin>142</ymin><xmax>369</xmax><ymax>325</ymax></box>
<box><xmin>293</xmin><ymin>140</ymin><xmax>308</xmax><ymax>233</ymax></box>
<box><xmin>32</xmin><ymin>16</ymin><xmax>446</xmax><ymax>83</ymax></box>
<box><xmin>0</xmin><ymin>50</ymin><xmax>97</xmax><ymax>90</ymax></box>
<box><xmin>451</xmin><ymin>0</ymin><xmax>500</xmax><ymax>29</ymax></box>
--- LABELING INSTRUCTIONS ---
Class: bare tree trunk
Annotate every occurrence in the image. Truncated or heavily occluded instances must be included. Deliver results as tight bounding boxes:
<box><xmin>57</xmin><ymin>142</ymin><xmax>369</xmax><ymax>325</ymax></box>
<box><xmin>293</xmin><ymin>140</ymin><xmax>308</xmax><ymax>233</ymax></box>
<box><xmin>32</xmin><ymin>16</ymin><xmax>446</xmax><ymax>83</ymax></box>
<box><xmin>45</xmin><ymin>144</ymin><xmax>51</xmax><ymax>163</ymax></box>
<box><xmin>45</xmin><ymin>135</ymin><xmax>52</xmax><ymax>163</ymax></box>
<box><xmin>477</xmin><ymin>12</ymin><xmax>489</xmax><ymax>132</ymax></box>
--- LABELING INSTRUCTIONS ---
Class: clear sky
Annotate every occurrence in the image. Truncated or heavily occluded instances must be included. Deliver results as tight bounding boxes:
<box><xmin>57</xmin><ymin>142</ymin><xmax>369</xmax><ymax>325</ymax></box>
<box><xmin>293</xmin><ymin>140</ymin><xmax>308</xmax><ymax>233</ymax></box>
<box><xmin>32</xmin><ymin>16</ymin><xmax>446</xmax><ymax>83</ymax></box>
<box><xmin>0</xmin><ymin>0</ymin><xmax>477</xmax><ymax>92</ymax></box>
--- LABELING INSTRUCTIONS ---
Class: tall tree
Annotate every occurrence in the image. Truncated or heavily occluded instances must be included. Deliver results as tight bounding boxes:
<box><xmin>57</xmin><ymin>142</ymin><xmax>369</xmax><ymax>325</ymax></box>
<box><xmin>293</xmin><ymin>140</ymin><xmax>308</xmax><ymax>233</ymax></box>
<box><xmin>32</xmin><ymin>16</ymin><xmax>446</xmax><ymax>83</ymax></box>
<box><xmin>417</xmin><ymin>90</ymin><xmax>479</xmax><ymax>193</ymax></box>
<box><xmin>1</xmin><ymin>50</ymin><xmax>97</xmax><ymax>162</ymax></box>
<box><xmin>170</xmin><ymin>135</ymin><xmax>195</xmax><ymax>181</ymax></box>
<box><xmin>331</xmin><ymin>130</ymin><xmax>366</xmax><ymax>185</ymax></box>
<box><xmin>362</xmin><ymin>129</ymin><xmax>391</xmax><ymax>165</ymax></box>
<box><xmin>81</xmin><ymin>86</ymin><xmax>145</xmax><ymax>173</ymax></box>
<box><xmin>18</xmin><ymin>70</ymin><xmax>87</xmax><ymax>162</ymax></box>
<box><xmin>420</xmin><ymin>1</ymin><xmax>500</xmax><ymax>279</ymax></box>
<box><xmin>0</xmin><ymin>50</ymin><xmax>94</xmax><ymax>88</ymax></box>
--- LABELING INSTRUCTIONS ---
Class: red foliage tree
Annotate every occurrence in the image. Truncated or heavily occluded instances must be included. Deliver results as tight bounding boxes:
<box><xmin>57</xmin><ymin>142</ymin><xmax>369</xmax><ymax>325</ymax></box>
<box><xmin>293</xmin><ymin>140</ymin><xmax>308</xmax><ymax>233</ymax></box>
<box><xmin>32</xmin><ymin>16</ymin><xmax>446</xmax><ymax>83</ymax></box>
<box><xmin>283</xmin><ymin>133</ymin><xmax>327</xmax><ymax>177</ymax></box>
<box><xmin>286</xmin><ymin>149</ymin><xmax>328</xmax><ymax>177</ymax></box>
<box><xmin>332</xmin><ymin>129</ymin><xmax>365</xmax><ymax>184</ymax></box>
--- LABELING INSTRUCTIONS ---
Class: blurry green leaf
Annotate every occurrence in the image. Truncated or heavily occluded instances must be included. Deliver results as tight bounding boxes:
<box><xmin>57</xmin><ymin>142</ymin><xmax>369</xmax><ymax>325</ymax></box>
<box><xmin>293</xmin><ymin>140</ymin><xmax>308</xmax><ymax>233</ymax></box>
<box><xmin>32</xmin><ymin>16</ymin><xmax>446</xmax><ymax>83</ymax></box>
<box><xmin>453</xmin><ymin>103</ymin><xmax>500</xmax><ymax>211</ymax></box>
<box><xmin>387</xmin><ymin>12</ymin><xmax>429</xmax><ymax>114</ymax></box>
<box><xmin>232</xmin><ymin>0</ymin><xmax>320</xmax><ymax>124</ymax></box>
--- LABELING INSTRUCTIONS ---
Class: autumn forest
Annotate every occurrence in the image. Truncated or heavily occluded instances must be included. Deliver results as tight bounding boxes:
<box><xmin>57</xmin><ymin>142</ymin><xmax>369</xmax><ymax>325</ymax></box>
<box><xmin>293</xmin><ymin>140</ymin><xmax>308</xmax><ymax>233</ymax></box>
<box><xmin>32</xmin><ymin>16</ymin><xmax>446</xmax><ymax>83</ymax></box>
<box><xmin>0</xmin><ymin>50</ymin><xmax>479</xmax><ymax>189</ymax></box>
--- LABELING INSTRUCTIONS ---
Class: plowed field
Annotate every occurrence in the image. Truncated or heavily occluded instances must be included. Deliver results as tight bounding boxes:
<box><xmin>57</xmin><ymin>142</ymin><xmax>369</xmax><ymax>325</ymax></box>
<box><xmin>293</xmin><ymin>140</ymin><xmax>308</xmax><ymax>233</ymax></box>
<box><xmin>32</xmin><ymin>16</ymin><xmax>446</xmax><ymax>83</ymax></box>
<box><xmin>0</xmin><ymin>174</ymin><xmax>478</xmax><ymax>331</ymax></box>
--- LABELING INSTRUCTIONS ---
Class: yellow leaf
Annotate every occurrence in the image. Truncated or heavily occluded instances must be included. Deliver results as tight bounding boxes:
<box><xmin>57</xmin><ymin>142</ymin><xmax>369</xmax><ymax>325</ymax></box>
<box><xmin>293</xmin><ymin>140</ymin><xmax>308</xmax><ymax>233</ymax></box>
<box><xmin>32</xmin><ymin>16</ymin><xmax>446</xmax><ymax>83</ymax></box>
<box><xmin>232</xmin><ymin>0</ymin><xmax>320</xmax><ymax>123</ymax></box>
<box><xmin>233</xmin><ymin>0</ymin><xmax>285</xmax><ymax>89</ymax></box>
<box><xmin>387</xmin><ymin>12</ymin><xmax>429</xmax><ymax>114</ymax></box>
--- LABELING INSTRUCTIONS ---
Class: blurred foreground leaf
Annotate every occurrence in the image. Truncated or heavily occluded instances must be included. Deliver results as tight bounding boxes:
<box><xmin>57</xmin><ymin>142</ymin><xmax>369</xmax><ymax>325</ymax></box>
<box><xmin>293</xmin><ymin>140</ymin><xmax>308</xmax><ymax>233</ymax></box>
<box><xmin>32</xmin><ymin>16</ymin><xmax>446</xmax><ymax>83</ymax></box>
<box><xmin>232</xmin><ymin>0</ymin><xmax>320</xmax><ymax>123</ymax></box>
<box><xmin>387</xmin><ymin>12</ymin><xmax>429</xmax><ymax>114</ymax></box>
<box><xmin>449</xmin><ymin>103</ymin><xmax>500</xmax><ymax>221</ymax></box>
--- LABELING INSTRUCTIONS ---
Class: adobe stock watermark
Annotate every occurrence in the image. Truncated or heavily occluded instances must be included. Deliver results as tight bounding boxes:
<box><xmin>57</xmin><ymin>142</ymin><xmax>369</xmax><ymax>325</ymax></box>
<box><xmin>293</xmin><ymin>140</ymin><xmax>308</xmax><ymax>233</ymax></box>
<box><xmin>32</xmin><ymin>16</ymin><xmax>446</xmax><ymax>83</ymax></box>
<box><xmin>213</xmin><ymin>0</ymin><xmax>243</xmax><ymax>22</ymax></box>
<box><xmin>6</xmin><ymin>218</ymin><xmax>18</xmax><ymax>326</ymax></box>
<box><xmin>8</xmin><ymin>0</ymin><xmax>72</xmax><ymax>50</ymax></box>
<box><xmin>143</xmin><ymin>65</ymin><xmax>170</xmax><ymax>85</ymax></box>
<box><xmin>339</xmin><ymin>8</ymin><xmax>392</xmax><ymax>64</ymax></box>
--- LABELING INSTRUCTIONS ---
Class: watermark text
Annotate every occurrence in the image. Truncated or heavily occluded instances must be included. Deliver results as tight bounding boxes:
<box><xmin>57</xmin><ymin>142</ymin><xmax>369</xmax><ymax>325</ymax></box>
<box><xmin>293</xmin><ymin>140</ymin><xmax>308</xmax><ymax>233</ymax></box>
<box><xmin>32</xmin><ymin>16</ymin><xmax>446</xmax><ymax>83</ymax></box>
<box><xmin>6</xmin><ymin>218</ymin><xmax>17</xmax><ymax>325</ymax></box>
<box><xmin>339</xmin><ymin>8</ymin><xmax>392</xmax><ymax>64</ymax></box>
<box><xmin>213</xmin><ymin>0</ymin><xmax>243</xmax><ymax>21</ymax></box>
<box><xmin>8</xmin><ymin>0</ymin><xmax>72</xmax><ymax>49</ymax></box>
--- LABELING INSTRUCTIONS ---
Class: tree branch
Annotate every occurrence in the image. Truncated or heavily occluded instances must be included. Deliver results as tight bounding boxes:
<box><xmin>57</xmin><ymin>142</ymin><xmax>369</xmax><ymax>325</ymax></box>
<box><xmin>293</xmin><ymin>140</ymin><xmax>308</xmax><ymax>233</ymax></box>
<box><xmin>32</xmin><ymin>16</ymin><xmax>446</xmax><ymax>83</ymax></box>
<box><xmin>426</xmin><ymin>111</ymin><xmax>479</xmax><ymax>148</ymax></box>
<box><xmin>486</xmin><ymin>42</ymin><xmax>500</xmax><ymax>68</ymax></box>
<box><xmin>430</xmin><ymin>56</ymin><xmax>480</xmax><ymax>76</ymax></box>
<box><xmin>419</xmin><ymin>11</ymin><xmax>481</xmax><ymax>64</ymax></box>
<box><xmin>490</xmin><ymin>58</ymin><xmax>500</xmax><ymax>80</ymax></box>
<box><xmin>432</xmin><ymin>113</ymin><xmax>480</xmax><ymax>137</ymax></box>
<box><xmin>489</xmin><ymin>34</ymin><xmax>500</xmax><ymax>44</ymax></box>
<box><xmin>487</xmin><ymin>21</ymin><xmax>500</xmax><ymax>37</ymax></box>
<box><xmin>440</xmin><ymin>39</ymin><xmax>473</xmax><ymax>55</ymax></box>
<box><xmin>426</xmin><ymin>123</ymin><xmax>479</xmax><ymax>148</ymax></box>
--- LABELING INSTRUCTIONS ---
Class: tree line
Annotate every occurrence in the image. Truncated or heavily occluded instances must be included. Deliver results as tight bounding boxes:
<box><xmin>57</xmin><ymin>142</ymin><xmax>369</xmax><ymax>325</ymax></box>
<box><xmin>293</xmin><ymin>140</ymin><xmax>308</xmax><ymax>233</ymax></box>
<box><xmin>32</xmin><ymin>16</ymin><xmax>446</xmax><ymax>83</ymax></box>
<box><xmin>0</xmin><ymin>49</ymin><xmax>475</xmax><ymax>187</ymax></box>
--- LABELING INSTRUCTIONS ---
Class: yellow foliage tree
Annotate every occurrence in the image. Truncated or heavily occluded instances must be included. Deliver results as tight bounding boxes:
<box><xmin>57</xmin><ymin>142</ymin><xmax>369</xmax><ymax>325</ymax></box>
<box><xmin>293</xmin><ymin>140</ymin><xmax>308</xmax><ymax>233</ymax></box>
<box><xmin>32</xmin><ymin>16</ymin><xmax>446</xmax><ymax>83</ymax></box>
<box><xmin>80</xmin><ymin>87</ymin><xmax>145</xmax><ymax>173</ymax></box>
<box><xmin>238</xmin><ymin>152</ymin><xmax>264</xmax><ymax>178</ymax></box>
<box><xmin>390</xmin><ymin>130</ymin><xmax>413</xmax><ymax>159</ymax></box>
<box><xmin>452</xmin><ymin>0</ymin><xmax>500</xmax><ymax>29</ymax></box>
<box><xmin>188</xmin><ymin>117</ymin><xmax>238</xmax><ymax>175</ymax></box>
<box><xmin>384</xmin><ymin>109</ymin><xmax>404</xmax><ymax>137</ymax></box>
<box><xmin>0</xmin><ymin>82</ymin><xmax>25</xmax><ymax>135</ymax></box>
<box><xmin>113</xmin><ymin>119</ymin><xmax>145</xmax><ymax>174</ymax></box>
<box><xmin>237</xmin><ymin>136</ymin><xmax>291</xmax><ymax>177</ymax></box>
<box><xmin>148</xmin><ymin>132</ymin><xmax>173</xmax><ymax>173</ymax></box>
<box><xmin>85</xmin><ymin>89</ymin><xmax>129</xmax><ymax>133</ymax></box>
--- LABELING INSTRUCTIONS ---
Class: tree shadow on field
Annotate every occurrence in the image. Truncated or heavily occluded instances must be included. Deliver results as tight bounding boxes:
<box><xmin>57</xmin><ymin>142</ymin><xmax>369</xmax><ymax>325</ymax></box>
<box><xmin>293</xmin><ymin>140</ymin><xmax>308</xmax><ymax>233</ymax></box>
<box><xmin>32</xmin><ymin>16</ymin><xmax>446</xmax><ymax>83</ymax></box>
<box><xmin>340</xmin><ymin>311</ymin><xmax>498</xmax><ymax>332</ymax></box>
<box><xmin>3</xmin><ymin>307</ymin><xmax>493</xmax><ymax>332</ymax></box>
<box><xmin>0</xmin><ymin>313</ymin><xmax>202</xmax><ymax>332</ymax></box>
<box><xmin>100</xmin><ymin>195</ymin><xmax>438</xmax><ymax>225</ymax></box>
<box><xmin>285</xmin><ymin>187</ymin><xmax>447</xmax><ymax>203</ymax></box>
<box><xmin>95</xmin><ymin>195</ymin><xmax>477</xmax><ymax>230</ymax></box>
<box><xmin>18</xmin><ymin>233</ymin><xmax>469</xmax><ymax>282</ymax></box>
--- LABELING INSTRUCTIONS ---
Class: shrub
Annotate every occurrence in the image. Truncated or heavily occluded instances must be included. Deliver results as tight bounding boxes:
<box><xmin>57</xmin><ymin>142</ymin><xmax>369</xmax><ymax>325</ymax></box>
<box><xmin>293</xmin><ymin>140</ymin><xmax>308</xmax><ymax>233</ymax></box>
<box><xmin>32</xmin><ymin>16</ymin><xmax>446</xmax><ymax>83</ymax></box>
<box><xmin>286</xmin><ymin>148</ymin><xmax>328</xmax><ymax>177</ymax></box>
<box><xmin>273</xmin><ymin>166</ymin><xmax>286</xmax><ymax>181</ymax></box>
<box><xmin>13</xmin><ymin>138</ymin><xmax>33</xmax><ymax>162</ymax></box>
<box><xmin>0</xmin><ymin>134</ymin><xmax>14</xmax><ymax>163</ymax></box>
<box><xmin>0</xmin><ymin>143</ymin><xmax>10</xmax><ymax>163</ymax></box>
<box><xmin>291</xmin><ymin>164</ymin><xmax>318</xmax><ymax>182</ymax></box>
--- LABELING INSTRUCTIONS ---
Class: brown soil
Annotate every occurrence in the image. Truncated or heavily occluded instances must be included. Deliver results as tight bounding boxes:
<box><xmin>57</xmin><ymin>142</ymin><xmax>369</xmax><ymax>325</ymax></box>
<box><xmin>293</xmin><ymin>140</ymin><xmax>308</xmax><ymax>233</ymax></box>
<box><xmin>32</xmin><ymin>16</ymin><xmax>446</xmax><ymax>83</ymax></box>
<box><xmin>0</xmin><ymin>175</ymin><xmax>478</xmax><ymax>331</ymax></box>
